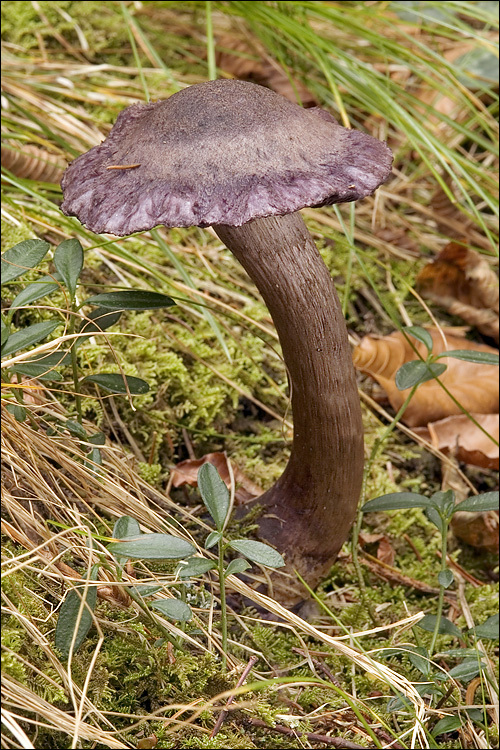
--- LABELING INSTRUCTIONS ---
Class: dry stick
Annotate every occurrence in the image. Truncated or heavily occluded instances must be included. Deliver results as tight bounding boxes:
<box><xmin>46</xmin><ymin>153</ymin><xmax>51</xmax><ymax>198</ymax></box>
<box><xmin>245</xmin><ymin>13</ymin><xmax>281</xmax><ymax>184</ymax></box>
<box><xmin>245</xmin><ymin>717</ymin><xmax>367</xmax><ymax>749</ymax></box>
<box><xmin>210</xmin><ymin>655</ymin><xmax>258</xmax><ymax>738</ymax></box>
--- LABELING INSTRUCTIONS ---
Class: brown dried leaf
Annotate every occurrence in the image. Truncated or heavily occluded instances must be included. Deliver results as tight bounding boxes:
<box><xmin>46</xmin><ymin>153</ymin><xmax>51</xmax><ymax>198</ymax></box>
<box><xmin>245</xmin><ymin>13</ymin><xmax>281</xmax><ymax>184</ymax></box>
<box><xmin>417</xmin><ymin>243</ymin><xmax>499</xmax><ymax>343</ymax></box>
<box><xmin>170</xmin><ymin>451</ymin><xmax>262</xmax><ymax>504</ymax></box>
<box><xmin>450</xmin><ymin>509</ymin><xmax>499</xmax><ymax>552</ymax></box>
<box><xmin>414</xmin><ymin>413</ymin><xmax>499</xmax><ymax>470</ymax></box>
<box><xmin>353</xmin><ymin>328</ymin><xmax>499</xmax><ymax>427</ymax></box>
<box><xmin>2</xmin><ymin>141</ymin><xmax>67</xmax><ymax>183</ymax></box>
<box><xmin>215</xmin><ymin>33</ymin><xmax>317</xmax><ymax>106</ymax></box>
<box><xmin>358</xmin><ymin>532</ymin><xmax>395</xmax><ymax>566</ymax></box>
<box><xmin>377</xmin><ymin>537</ymin><xmax>396</xmax><ymax>566</ymax></box>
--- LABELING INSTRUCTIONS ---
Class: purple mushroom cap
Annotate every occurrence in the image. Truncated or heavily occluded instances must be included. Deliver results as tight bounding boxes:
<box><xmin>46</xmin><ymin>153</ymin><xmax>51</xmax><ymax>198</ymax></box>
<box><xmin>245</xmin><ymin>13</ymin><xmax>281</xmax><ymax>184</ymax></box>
<box><xmin>61</xmin><ymin>79</ymin><xmax>392</xmax><ymax>235</ymax></box>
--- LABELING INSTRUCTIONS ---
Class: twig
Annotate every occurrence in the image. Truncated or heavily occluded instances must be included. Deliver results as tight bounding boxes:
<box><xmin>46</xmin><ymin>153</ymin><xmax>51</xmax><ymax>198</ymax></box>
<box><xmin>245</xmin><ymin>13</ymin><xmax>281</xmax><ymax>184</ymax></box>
<box><xmin>311</xmin><ymin>657</ymin><xmax>341</xmax><ymax>686</ymax></box>
<box><xmin>245</xmin><ymin>717</ymin><xmax>367</xmax><ymax>748</ymax></box>
<box><xmin>210</xmin><ymin>655</ymin><xmax>258</xmax><ymax>738</ymax></box>
<box><xmin>403</xmin><ymin>533</ymin><xmax>423</xmax><ymax>562</ymax></box>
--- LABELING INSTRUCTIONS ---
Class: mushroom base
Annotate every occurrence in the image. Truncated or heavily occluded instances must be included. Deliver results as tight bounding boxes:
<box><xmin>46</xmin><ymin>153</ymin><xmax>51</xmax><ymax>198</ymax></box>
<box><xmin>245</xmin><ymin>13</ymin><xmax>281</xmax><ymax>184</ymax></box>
<box><xmin>214</xmin><ymin>213</ymin><xmax>364</xmax><ymax>607</ymax></box>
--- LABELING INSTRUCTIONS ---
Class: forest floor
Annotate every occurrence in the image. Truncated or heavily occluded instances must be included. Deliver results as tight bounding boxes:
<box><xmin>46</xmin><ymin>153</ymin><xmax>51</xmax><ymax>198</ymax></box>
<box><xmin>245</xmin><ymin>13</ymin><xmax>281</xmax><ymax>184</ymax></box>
<box><xmin>1</xmin><ymin>2</ymin><xmax>499</xmax><ymax>749</ymax></box>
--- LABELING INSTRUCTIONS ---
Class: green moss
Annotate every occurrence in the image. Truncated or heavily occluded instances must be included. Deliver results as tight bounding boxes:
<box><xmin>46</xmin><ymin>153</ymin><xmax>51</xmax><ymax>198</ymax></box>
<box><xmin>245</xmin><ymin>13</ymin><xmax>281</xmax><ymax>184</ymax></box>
<box><xmin>1</xmin><ymin>1</ymin><xmax>128</xmax><ymax>60</ymax></box>
<box><xmin>1</xmin><ymin>624</ymin><xmax>27</xmax><ymax>684</ymax></box>
<box><xmin>137</xmin><ymin>461</ymin><xmax>164</xmax><ymax>485</ymax></box>
<box><xmin>0</xmin><ymin>220</ymin><xmax>37</xmax><ymax>250</ymax></box>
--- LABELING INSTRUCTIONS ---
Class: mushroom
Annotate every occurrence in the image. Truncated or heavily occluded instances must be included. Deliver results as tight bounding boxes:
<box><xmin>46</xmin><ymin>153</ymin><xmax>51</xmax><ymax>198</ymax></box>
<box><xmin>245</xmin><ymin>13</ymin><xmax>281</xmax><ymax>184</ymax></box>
<box><xmin>61</xmin><ymin>79</ymin><xmax>392</xmax><ymax>605</ymax></box>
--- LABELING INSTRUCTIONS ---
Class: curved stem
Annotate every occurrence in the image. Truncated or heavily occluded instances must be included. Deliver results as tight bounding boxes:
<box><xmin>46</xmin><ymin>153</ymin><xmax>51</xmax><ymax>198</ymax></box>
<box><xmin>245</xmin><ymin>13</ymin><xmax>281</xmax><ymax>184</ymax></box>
<box><xmin>214</xmin><ymin>213</ymin><xmax>364</xmax><ymax>604</ymax></box>
<box><xmin>429</xmin><ymin>517</ymin><xmax>449</xmax><ymax>658</ymax></box>
<box><xmin>218</xmin><ymin>542</ymin><xmax>228</xmax><ymax>672</ymax></box>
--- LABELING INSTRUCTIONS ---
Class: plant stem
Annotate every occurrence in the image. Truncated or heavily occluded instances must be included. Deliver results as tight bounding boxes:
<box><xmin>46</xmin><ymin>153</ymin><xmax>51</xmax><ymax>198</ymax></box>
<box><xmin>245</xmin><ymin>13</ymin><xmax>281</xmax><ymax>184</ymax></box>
<box><xmin>68</xmin><ymin>307</ymin><xmax>83</xmax><ymax>423</ymax></box>
<box><xmin>205</xmin><ymin>1</ymin><xmax>216</xmax><ymax>80</ymax></box>
<box><xmin>429</xmin><ymin>516</ymin><xmax>449</xmax><ymax>658</ymax></box>
<box><xmin>127</xmin><ymin>588</ymin><xmax>181</xmax><ymax>649</ymax></box>
<box><xmin>218</xmin><ymin>542</ymin><xmax>228</xmax><ymax>672</ymax></box>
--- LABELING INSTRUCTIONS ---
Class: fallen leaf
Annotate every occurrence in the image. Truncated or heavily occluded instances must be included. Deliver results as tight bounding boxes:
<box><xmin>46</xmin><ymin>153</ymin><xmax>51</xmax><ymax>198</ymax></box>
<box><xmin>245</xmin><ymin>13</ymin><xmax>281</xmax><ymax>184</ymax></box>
<box><xmin>1</xmin><ymin>141</ymin><xmax>67</xmax><ymax>183</ymax></box>
<box><xmin>414</xmin><ymin>413</ymin><xmax>499</xmax><ymax>470</ymax></box>
<box><xmin>450</xmin><ymin>509</ymin><xmax>499</xmax><ymax>553</ymax></box>
<box><xmin>359</xmin><ymin>532</ymin><xmax>396</xmax><ymax>566</ymax></box>
<box><xmin>215</xmin><ymin>33</ymin><xmax>317</xmax><ymax>106</ymax></box>
<box><xmin>377</xmin><ymin>537</ymin><xmax>396</xmax><ymax>566</ymax></box>
<box><xmin>353</xmin><ymin>328</ymin><xmax>499</xmax><ymax>427</ymax></box>
<box><xmin>170</xmin><ymin>451</ymin><xmax>262</xmax><ymax>505</ymax></box>
<box><xmin>417</xmin><ymin>243</ymin><xmax>499</xmax><ymax>343</ymax></box>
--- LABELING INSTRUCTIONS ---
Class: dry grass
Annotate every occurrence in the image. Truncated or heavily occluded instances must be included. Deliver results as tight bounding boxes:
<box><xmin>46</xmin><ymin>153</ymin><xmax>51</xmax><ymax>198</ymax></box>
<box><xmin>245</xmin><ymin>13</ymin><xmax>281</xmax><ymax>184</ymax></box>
<box><xmin>1</xmin><ymin>2</ymin><xmax>498</xmax><ymax>748</ymax></box>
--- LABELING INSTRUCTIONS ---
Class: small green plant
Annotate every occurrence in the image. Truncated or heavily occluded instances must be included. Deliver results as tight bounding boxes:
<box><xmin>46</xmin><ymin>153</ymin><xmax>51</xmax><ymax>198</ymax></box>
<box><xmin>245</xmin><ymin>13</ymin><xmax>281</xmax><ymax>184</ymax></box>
<box><xmin>55</xmin><ymin>464</ymin><xmax>284</xmax><ymax>670</ymax></box>
<box><xmin>181</xmin><ymin>461</ymin><xmax>285</xmax><ymax>670</ymax></box>
<box><xmin>363</xmin><ymin>488</ymin><xmax>499</xmax><ymax>657</ymax></box>
<box><xmin>55</xmin><ymin>516</ymin><xmax>197</xmax><ymax>660</ymax></box>
<box><xmin>363</xmin><ymin>488</ymin><xmax>499</xmax><ymax>738</ymax></box>
<box><xmin>351</xmin><ymin>324</ymin><xmax>499</xmax><ymax>619</ymax></box>
<box><xmin>396</xmin><ymin>325</ymin><xmax>499</xmax><ymax>390</ymax></box>
<box><xmin>1</xmin><ymin>237</ymin><xmax>175</xmax><ymax>463</ymax></box>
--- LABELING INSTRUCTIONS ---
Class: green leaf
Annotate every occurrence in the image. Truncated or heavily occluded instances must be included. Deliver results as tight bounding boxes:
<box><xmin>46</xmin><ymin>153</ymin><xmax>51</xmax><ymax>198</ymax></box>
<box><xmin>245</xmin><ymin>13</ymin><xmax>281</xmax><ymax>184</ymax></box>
<box><xmin>88</xmin><ymin>432</ymin><xmax>106</xmax><ymax>446</ymax></box>
<box><xmin>438</xmin><ymin>648</ymin><xmax>482</xmax><ymax>659</ymax></box>
<box><xmin>436</xmin><ymin>349</ymin><xmax>499</xmax><ymax>366</ymax></box>
<box><xmin>83</xmin><ymin>291</ymin><xmax>175</xmax><ymax>310</ymax></box>
<box><xmin>224</xmin><ymin>558</ymin><xmax>251</xmax><ymax>577</ymax></box>
<box><xmin>229</xmin><ymin>539</ymin><xmax>285</xmax><ymax>568</ymax></box>
<box><xmin>1</xmin><ymin>318</ymin><xmax>9</xmax><ymax>347</ymax></box>
<box><xmin>177</xmin><ymin>558</ymin><xmax>217</xmax><ymax>578</ymax></box>
<box><xmin>465</xmin><ymin>708</ymin><xmax>485</xmax><ymax>724</ymax></box>
<box><xmin>25</xmin><ymin>351</ymin><xmax>71</xmax><ymax>368</ymax></box>
<box><xmin>395</xmin><ymin>360</ymin><xmax>447</xmax><ymax>390</ymax></box>
<box><xmin>5</xmin><ymin>403</ymin><xmax>27</xmax><ymax>422</ymax></box>
<box><xmin>53</xmin><ymin>239</ymin><xmax>84</xmax><ymax>298</ymax></box>
<box><xmin>407</xmin><ymin>646</ymin><xmax>431</xmax><ymax>677</ymax></box>
<box><xmin>1</xmin><ymin>239</ymin><xmax>50</xmax><ymax>285</ymax></box>
<box><xmin>387</xmin><ymin>682</ymin><xmax>439</xmax><ymax>712</ymax></box>
<box><xmin>78</xmin><ymin>308</ymin><xmax>122</xmax><ymax>342</ymax></box>
<box><xmin>438</xmin><ymin>569</ymin><xmax>454</xmax><ymax>589</ymax></box>
<box><xmin>404</xmin><ymin>326</ymin><xmax>434</xmax><ymax>352</ymax></box>
<box><xmin>12</xmin><ymin>363</ymin><xmax>63</xmax><ymax>381</ymax></box>
<box><xmin>150</xmin><ymin>598</ymin><xmax>192</xmax><ymax>621</ymax></box>
<box><xmin>362</xmin><ymin>492</ymin><xmax>433</xmax><ymax>512</ymax></box>
<box><xmin>65</xmin><ymin>420</ymin><xmax>87</xmax><ymax>439</ymax></box>
<box><xmin>425</xmin><ymin>506</ymin><xmax>444</xmax><ymax>533</ymax></box>
<box><xmin>435</xmin><ymin>659</ymin><xmax>485</xmax><ymax>683</ymax></box>
<box><xmin>432</xmin><ymin>716</ymin><xmax>463</xmax><ymax>737</ymax></box>
<box><xmin>129</xmin><ymin>584</ymin><xmax>163</xmax><ymax>597</ymax></box>
<box><xmin>107</xmin><ymin>533</ymin><xmax>195</xmax><ymax>560</ymax></box>
<box><xmin>9</xmin><ymin>275</ymin><xmax>60</xmax><ymax>309</ymax></box>
<box><xmin>205</xmin><ymin>530</ymin><xmax>222</xmax><ymax>549</ymax></box>
<box><xmin>85</xmin><ymin>447</ymin><xmax>103</xmax><ymax>473</ymax></box>
<box><xmin>113</xmin><ymin>516</ymin><xmax>141</xmax><ymax>539</ymax></box>
<box><xmin>81</xmin><ymin>374</ymin><xmax>150</xmax><ymax>394</ymax></box>
<box><xmin>13</xmin><ymin>349</ymin><xmax>69</xmax><ymax>378</ymax></box>
<box><xmin>197</xmin><ymin>463</ymin><xmax>230</xmax><ymax>531</ymax></box>
<box><xmin>111</xmin><ymin>516</ymin><xmax>141</xmax><ymax>564</ymax></box>
<box><xmin>453</xmin><ymin>492</ymin><xmax>499</xmax><ymax>513</ymax></box>
<box><xmin>468</xmin><ymin>613</ymin><xmax>499</xmax><ymax>641</ymax></box>
<box><xmin>1</xmin><ymin>320</ymin><xmax>60</xmax><ymax>358</ymax></box>
<box><xmin>54</xmin><ymin>565</ymin><xmax>99</xmax><ymax>659</ymax></box>
<box><xmin>429</xmin><ymin>490</ymin><xmax>455</xmax><ymax>516</ymax></box>
<box><xmin>417</xmin><ymin>615</ymin><xmax>462</xmax><ymax>639</ymax></box>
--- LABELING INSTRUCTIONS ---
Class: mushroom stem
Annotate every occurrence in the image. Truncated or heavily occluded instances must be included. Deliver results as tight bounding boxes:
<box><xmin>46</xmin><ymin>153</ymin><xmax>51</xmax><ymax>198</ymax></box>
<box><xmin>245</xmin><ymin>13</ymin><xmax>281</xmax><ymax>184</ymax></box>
<box><xmin>214</xmin><ymin>212</ymin><xmax>364</xmax><ymax>604</ymax></box>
